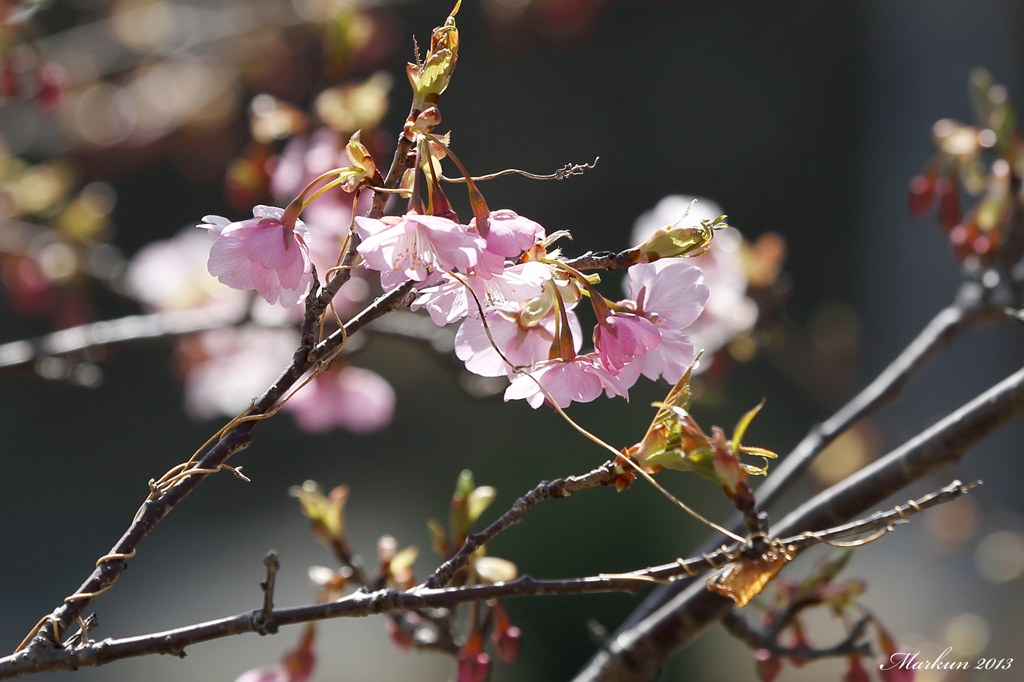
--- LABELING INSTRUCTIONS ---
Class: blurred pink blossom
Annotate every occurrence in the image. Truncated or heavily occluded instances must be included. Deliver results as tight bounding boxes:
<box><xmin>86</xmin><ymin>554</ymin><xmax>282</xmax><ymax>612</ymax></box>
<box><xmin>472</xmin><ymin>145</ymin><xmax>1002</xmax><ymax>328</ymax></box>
<box><xmin>283</xmin><ymin>366</ymin><xmax>395</xmax><ymax>434</ymax></box>
<box><xmin>126</xmin><ymin>228</ymin><xmax>247</xmax><ymax>314</ymax></box>
<box><xmin>181</xmin><ymin>325</ymin><xmax>299</xmax><ymax>420</ymax></box>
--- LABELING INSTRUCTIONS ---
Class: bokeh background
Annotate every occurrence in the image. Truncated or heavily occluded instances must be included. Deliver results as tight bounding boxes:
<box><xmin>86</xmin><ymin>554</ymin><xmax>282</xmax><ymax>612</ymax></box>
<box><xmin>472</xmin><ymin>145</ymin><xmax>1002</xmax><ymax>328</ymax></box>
<box><xmin>2</xmin><ymin>0</ymin><xmax>1024</xmax><ymax>681</ymax></box>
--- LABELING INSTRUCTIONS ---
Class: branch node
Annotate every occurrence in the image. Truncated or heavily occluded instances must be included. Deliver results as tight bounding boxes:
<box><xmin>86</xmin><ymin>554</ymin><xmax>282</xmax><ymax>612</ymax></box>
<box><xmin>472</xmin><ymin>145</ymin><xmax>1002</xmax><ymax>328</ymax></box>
<box><xmin>253</xmin><ymin>551</ymin><xmax>280</xmax><ymax>636</ymax></box>
<box><xmin>371</xmin><ymin>588</ymin><xmax>401</xmax><ymax>613</ymax></box>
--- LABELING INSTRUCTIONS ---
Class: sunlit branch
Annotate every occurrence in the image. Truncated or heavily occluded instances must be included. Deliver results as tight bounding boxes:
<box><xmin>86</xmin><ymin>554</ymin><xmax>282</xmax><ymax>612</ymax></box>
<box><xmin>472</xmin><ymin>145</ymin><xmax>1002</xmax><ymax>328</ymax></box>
<box><xmin>574</xmin><ymin>362</ymin><xmax>1024</xmax><ymax>682</ymax></box>
<box><xmin>422</xmin><ymin>459</ymin><xmax>620</xmax><ymax>589</ymax></box>
<box><xmin>0</xmin><ymin>306</ymin><xmax>250</xmax><ymax>373</ymax></box>
<box><xmin>611</xmin><ymin>280</ymin><xmax>999</xmax><ymax>637</ymax></box>
<box><xmin>0</xmin><ymin>481</ymin><xmax>973</xmax><ymax>679</ymax></box>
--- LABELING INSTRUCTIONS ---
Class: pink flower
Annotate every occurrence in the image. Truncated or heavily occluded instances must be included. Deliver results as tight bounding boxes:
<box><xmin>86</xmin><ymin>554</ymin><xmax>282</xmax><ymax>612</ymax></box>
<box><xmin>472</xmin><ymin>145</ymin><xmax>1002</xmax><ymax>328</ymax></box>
<box><xmin>628</xmin><ymin>260</ymin><xmax>708</xmax><ymax>329</ymax></box>
<box><xmin>593</xmin><ymin>312</ymin><xmax>661</xmax><ymax>375</ymax></box>
<box><xmin>412</xmin><ymin>261</ymin><xmax>550</xmax><ymax>326</ymax></box>
<box><xmin>181</xmin><ymin>326</ymin><xmax>299</xmax><ymax>420</ymax></box>
<box><xmin>616</xmin><ymin>259</ymin><xmax>709</xmax><ymax>385</ymax></box>
<box><xmin>631</xmin><ymin>195</ymin><xmax>755</xmax><ymax>359</ymax></box>
<box><xmin>355</xmin><ymin>213</ymin><xmax>486</xmax><ymax>289</ymax></box>
<box><xmin>202</xmin><ymin>205</ymin><xmax>314</xmax><ymax>309</ymax></box>
<box><xmin>470</xmin><ymin>209</ymin><xmax>546</xmax><ymax>257</ymax></box>
<box><xmin>504</xmin><ymin>352</ymin><xmax>626</xmax><ymax>408</ymax></box>
<box><xmin>455</xmin><ymin>306</ymin><xmax>582</xmax><ymax>379</ymax></box>
<box><xmin>283</xmin><ymin>366</ymin><xmax>395</xmax><ymax>434</ymax></box>
<box><xmin>619</xmin><ymin>328</ymin><xmax>696</xmax><ymax>387</ymax></box>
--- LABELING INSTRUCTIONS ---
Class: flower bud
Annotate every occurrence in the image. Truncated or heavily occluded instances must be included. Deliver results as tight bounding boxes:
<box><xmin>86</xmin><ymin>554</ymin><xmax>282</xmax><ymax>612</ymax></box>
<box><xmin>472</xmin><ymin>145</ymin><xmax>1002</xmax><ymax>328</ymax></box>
<box><xmin>907</xmin><ymin>173</ymin><xmax>936</xmax><ymax>217</ymax></box>
<box><xmin>754</xmin><ymin>649</ymin><xmax>781</xmax><ymax>682</ymax></box>
<box><xmin>935</xmin><ymin>174</ymin><xmax>960</xmax><ymax>231</ymax></box>
<box><xmin>844</xmin><ymin>656</ymin><xmax>870</xmax><ymax>682</ymax></box>
<box><xmin>493</xmin><ymin>625</ymin><xmax>522</xmax><ymax>663</ymax></box>
<box><xmin>407</xmin><ymin>3</ymin><xmax>461</xmax><ymax>110</ymax></box>
<box><xmin>635</xmin><ymin>223</ymin><xmax>713</xmax><ymax>262</ymax></box>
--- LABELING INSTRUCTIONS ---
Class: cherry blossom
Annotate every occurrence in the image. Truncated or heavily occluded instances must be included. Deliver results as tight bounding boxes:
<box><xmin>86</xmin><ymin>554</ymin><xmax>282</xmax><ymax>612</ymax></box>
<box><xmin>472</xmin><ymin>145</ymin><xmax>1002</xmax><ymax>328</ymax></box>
<box><xmin>455</xmin><ymin>305</ymin><xmax>582</xmax><ymax>378</ymax></box>
<box><xmin>504</xmin><ymin>352</ymin><xmax>626</xmax><ymax>408</ymax></box>
<box><xmin>631</xmin><ymin>195</ymin><xmax>756</xmax><ymax>359</ymax></box>
<box><xmin>617</xmin><ymin>259</ymin><xmax>709</xmax><ymax>385</ymax></box>
<box><xmin>283</xmin><ymin>366</ymin><xmax>395</xmax><ymax>434</ymax></box>
<box><xmin>412</xmin><ymin>260</ymin><xmax>550</xmax><ymax>325</ymax></box>
<box><xmin>470</xmin><ymin>209</ymin><xmax>545</xmax><ymax>257</ymax></box>
<box><xmin>355</xmin><ymin>213</ymin><xmax>486</xmax><ymax>289</ymax></box>
<box><xmin>202</xmin><ymin>205</ymin><xmax>314</xmax><ymax>308</ymax></box>
<box><xmin>592</xmin><ymin>311</ymin><xmax>661</xmax><ymax>375</ymax></box>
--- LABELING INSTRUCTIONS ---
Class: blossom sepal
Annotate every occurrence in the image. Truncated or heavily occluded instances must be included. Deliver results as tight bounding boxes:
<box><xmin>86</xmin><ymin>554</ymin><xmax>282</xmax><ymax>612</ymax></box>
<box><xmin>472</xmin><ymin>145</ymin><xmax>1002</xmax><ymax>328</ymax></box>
<box><xmin>635</xmin><ymin>211</ymin><xmax>726</xmax><ymax>263</ymax></box>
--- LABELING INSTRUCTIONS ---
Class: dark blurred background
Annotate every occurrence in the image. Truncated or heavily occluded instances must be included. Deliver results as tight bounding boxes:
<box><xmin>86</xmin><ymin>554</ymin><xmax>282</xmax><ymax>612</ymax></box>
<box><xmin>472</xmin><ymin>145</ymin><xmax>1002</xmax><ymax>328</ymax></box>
<box><xmin>2</xmin><ymin>0</ymin><xmax>1024</xmax><ymax>680</ymax></box>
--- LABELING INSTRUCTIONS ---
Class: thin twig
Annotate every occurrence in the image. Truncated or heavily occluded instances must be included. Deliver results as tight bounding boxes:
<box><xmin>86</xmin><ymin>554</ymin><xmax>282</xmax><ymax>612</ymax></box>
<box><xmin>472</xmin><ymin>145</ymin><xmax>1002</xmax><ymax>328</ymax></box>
<box><xmin>252</xmin><ymin>552</ymin><xmax>280</xmax><ymax>636</ymax></box>
<box><xmin>722</xmin><ymin>612</ymin><xmax>873</xmax><ymax>662</ymax></box>
<box><xmin>561</xmin><ymin>248</ymin><xmax>641</xmax><ymax>272</ymax></box>
<box><xmin>328</xmin><ymin>538</ymin><xmax>369</xmax><ymax>588</ymax></box>
<box><xmin>439</xmin><ymin>157</ymin><xmax>599</xmax><ymax>183</ymax></box>
<box><xmin>421</xmin><ymin>459</ymin><xmax>620</xmax><ymax>589</ymax></box>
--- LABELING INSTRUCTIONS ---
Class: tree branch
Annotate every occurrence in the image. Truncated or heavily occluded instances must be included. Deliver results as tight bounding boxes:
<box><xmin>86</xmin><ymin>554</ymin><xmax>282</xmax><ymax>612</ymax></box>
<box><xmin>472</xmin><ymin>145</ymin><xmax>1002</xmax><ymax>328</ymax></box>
<box><xmin>0</xmin><ymin>481</ymin><xmax>972</xmax><ymax>679</ymax></box>
<box><xmin>0</xmin><ymin>306</ymin><xmax>250</xmax><ymax>373</ymax></box>
<box><xmin>561</xmin><ymin>248</ymin><xmax>641</xmax><ymax>272</ymax></box>
<box><xmin>610</xmin><ymin>281</ymin><xmax>998</xmax><ymax>635</ymax></box>
<box><xmin>572</xmin><ymin>364</ymin><xmax>1024</xmax><ymax>682</ymax></box>
<box><xmin>422</xmin><ymin>459</ymin><xmax>620</xmax><ymax>589</ymax></box>
<box><xmin>721</xmin><ymin>612</ymin><xmax>873</xmax><ymax>662</ymax></box>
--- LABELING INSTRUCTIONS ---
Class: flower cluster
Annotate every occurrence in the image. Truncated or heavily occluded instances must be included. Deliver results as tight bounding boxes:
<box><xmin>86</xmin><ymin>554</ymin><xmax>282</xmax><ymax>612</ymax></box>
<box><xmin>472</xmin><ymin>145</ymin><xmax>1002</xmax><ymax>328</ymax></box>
<box><xmin>387</xmin><ymin>209</ymin><xmax>708</xmax><ymax>405</ymax></box>
<box><xmin>351</xmin><ymin>202</ymin><xmax>711</xmax><ymax>409</ymax></box>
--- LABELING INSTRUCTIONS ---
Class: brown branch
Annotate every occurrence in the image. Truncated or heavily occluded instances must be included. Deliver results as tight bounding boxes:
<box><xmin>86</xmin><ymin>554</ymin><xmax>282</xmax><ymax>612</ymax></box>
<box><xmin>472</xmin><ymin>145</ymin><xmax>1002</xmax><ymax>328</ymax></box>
<box><xmin>573</xmin><ymin>364</ymin><xmax>1024</xmax><ymax>682</ymax></box>
<box><xmin>252</xmin><ymin>552</ymin><xmax>280</xmax><ymax>636</ymax></box>
<box><xmin>561</xmin><ymin>248</ymin><xmax>641</xmax><ymax>272</ymax></box>
<box><xmin>422</xmin><ymin>459</ymin><xmax>620</xmax><ymax>589</ymax></box>
<box><xmin>722</xmin><ymin>612</ymin><xmax>873</xmax><ymax>662</ymax></box>
<box><xmin>0</xmin><ymin>482</ymin><xmax>973</xmax><ymax>679</ymax></box>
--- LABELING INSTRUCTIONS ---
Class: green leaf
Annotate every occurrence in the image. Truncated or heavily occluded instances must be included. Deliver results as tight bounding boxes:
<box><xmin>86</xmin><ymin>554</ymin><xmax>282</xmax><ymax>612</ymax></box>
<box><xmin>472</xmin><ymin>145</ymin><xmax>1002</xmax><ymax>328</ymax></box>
<box><xmin>468</xmin><ymin>486</ymin><xmax>497</xmax><ymax>524</ymax></box>
<box><xmin>732</xmin><ymin>398</ymin><xmax>766</xmax><ymax>455</ymax></box>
